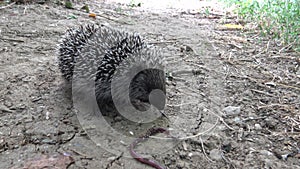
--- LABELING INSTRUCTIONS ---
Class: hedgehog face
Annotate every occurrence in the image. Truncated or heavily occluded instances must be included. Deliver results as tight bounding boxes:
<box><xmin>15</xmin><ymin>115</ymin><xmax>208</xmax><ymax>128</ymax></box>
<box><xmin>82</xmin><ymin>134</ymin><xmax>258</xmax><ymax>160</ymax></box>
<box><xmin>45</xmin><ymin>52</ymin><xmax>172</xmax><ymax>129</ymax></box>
<box><xmin>129</xmin><ymin>69</ymin><xmax>166</xmax><ymax>112</ymax></box>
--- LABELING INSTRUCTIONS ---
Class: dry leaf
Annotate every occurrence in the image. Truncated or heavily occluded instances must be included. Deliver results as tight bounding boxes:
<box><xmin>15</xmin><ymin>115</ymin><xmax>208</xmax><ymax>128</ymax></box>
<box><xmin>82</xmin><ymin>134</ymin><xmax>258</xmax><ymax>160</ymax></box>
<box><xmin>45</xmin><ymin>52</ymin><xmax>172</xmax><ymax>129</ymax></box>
<box><xmin>223</xmin><ymin>24</ymin><xmax>243</xmax><ymax>29</ymax></box>
<box><xmin>89</xmin><ymin>13</ymin><xmax>96</xmax><ymax>18</ymax></box>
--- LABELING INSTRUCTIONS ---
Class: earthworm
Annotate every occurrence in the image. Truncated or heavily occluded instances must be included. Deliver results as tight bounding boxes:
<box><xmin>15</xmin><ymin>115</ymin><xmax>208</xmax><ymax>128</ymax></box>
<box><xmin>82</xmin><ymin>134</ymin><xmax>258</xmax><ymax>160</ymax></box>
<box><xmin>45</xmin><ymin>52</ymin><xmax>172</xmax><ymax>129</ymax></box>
<box><xmin>129</xmin><ymin>127</ymin><xmax>171</xmax><ymax>169</ymax></box>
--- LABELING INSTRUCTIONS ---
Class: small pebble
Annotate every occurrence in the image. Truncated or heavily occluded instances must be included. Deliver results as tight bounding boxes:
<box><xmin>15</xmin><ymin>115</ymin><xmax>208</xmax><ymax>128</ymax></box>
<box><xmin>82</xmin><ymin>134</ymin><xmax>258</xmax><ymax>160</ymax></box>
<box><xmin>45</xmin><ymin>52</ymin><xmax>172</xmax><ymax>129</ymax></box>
<box><xmin>182</xmin><ymin>141</ymin><xmax>188</xmax><ymax>151</ymax></box>
<box><xmin>107</xmin><ymin>156</ymin><xmax>116</xmax><ymax>161</ymax></box>
<box><xmin>234</xmin><ymin>117</ymin><xmax>241</xmax><ymax>123</ymax></box>
<box><xmin>223</xmin><ymin>106</ymin><xmax>241</xmax><ymax>116</ymax></box>
<box><xmin>46</xmin><ymin>111</ymin><xmax>50</xmax><ymax>120</ymax></box>
<box><xmin>120</xmin><ymin>140</ymin><xmax>126</xmax><ymax>145</ymax></box>
<box><xmin>254</xmin><ymin>123</ymin><xmax>262</xmax><ymax>130</ymax></box>
<box><xmin>259</xmin><ymin>150</ymin><xmax>273</xmax><ymax>156</ymax></box>
<box><xmin>209</xmin><ymin>149</ymin><xmax>223</xmax><ymax>161</ymax></box>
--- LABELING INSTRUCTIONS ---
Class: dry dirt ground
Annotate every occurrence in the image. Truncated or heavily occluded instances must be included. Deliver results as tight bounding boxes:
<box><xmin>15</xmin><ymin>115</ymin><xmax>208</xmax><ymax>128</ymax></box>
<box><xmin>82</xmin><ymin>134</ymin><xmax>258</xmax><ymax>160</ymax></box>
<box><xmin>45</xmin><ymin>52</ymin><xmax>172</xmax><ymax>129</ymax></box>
<box><xmin>0</xmin><ymin>0</ymin><xmax>299</xmax><ymax>169</ymax></box>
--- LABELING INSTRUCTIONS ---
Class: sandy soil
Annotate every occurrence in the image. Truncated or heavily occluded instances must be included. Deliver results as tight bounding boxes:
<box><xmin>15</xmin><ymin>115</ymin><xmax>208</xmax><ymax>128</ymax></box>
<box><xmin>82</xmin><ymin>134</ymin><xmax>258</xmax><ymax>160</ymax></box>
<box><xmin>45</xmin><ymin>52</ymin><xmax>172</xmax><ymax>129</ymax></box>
<box><xmin>0</xmin><ymin>0</ymin><xmax>299</xmax><ymax>169</ymax></box>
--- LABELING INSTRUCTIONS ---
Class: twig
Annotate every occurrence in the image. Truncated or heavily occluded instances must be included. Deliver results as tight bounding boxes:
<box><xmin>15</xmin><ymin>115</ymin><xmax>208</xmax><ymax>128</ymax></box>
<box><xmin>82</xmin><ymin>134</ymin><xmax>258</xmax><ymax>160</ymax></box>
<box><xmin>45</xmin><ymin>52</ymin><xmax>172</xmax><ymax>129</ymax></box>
<box><xmin>204</xmin><ymin>108</ymin><xmax>235</xmax><ymax>131</ymax></box>
<box><xmin>277</xmin><ymin>83</ymin><xmax>300</xmax><ymax>91</ymax></box>
<box><xmin>23</xmin><ymin>6</ymin><xmax>27</xmax><ymax>14</ymax></box>
<box><xmin>199</xmin><ymin>136</ymin><xmax>213</xmax><ymax>162</ymax></box>
<box><xmin>253</xmin><ymin>40</ymin><xmax>271</xmax><ymax>57</ymax></box>
<box><xmin>168</xmin><ymin>101</ymin><xmax>199</xmax><ymax>108</ymax></box>
<box><xmin>0</xmin><ymin>37</ymin><xmax>25</xmax><ymax>43</ymax></box>
<box><xmin>180</xmin><ymin>118</ymin><xmax>220</xmax><ymax>140</ymax></box>
<box><xmin>61</xmin><ymin>133</ymin><xmax>76</xmax><ymax>144</ymax></box>
<box><xmin>0</xmin><ymin>106</ymin><xmax>13</xmax><ymax>113</ymax></box>
<box><xmin>258</xmin><ymin>103</ymin><xmax>290</xmax><ymax>110</ymax></box>
<box><xmin>265</xmin><ymin>40</ymin><xmax>271</xmax><ymax>52</ymax></box>
<box><xmin>271</xmin><ymin>131</ymin><xmax>300</xmax><ymax>136</ymax></box>
<box><xmin>219</xmin><ymin>117</ymin><xmax>235</xmax><ymax>131</ymax></box>
<box><xmin>228</xmin><ymin>43</ymin><xmax>243</xmax><ymax>49</ymax></box>
<box><xmin>97</xmin><ymin>13</ymin><xmax>133</xmax><ymax>25</ymax></box>
<box><xmin>0</xmin><ymin>2</ymin><xmax>16</xmax><ymax>10</ymax></box>
<box><xmin>220</xmin><ymin>150</ymin><xmax>236</xmax><ymax>169</ymax></box>
<box><xmin>171</xmin><ymin>69</ymin><xmax>206</xmax><ymax>76</ymax></box>
<box><xmin>242</xmin><ymin>116</ymin><xmax>267</xmax><ymax>122</ymax></box>
<box><xmin>149</xmin><ymin>41</ymin><xmax>176</xmax><ymax>44</ymax></box>
<box><xmin>250</xmin><ymin>89</ymin><xmax>276</xmax><ymax>97</ymax></box>
<box><xmin>105</xmin><ymin>152</ymin><xmax>123</xmax><ymax>169</ymax></box>
<box><xmin>270</xmin><ymin>55</ymin><xmax>298</xmax><ymax>61</ymax></box>
<box><xmin>69</xmin><ymin>149</ymin><xmax>94</xmax><ymax>160</ymax></box>
<box><xmin>279</xmin><ymin>40</ymin><xmax>296</xmax><ymax>53</ymax></box>
<box><xmin>229</xmin><ymin>74</ymin><xmax>267</xmax><ymax>88</ymax></box>
<box><xmin>149</xmin><ymin>118</ymin><xmax>220</xmax><ymax>141</ymax></box>
<box><xmin>185</xmin><ymin>62</ymin><xmax>211</xmax><ymax>72</ymax></box>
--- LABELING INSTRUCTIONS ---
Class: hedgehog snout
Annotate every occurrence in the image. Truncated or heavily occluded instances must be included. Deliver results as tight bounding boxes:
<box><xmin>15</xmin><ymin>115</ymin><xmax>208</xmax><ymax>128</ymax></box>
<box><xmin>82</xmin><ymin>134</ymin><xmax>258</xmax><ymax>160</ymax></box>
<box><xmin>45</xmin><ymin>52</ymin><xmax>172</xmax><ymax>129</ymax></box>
<box><xmin>129</xmin><ymin>70</ymin><xmax>166</xmax><ymax>113</ymax></box>
<box><xmin>130</xmin><ymin>87</ymin><xmax>166</xmax><ymax>112</ymax></box>
<box><xmin>149</xmin><ymin>89</ymin><xmax>166</xmax><ymax>110</ymax></box>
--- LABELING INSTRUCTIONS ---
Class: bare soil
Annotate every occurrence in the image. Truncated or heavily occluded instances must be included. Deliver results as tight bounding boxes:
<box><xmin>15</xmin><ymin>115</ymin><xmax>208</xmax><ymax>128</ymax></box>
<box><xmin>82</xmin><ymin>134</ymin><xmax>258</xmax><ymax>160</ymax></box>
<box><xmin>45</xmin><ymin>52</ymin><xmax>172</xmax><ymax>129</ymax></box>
<box><xmin>0</xmin><ymin>0</ymin><xmax>299</xmax><ymax>169</ymax></box>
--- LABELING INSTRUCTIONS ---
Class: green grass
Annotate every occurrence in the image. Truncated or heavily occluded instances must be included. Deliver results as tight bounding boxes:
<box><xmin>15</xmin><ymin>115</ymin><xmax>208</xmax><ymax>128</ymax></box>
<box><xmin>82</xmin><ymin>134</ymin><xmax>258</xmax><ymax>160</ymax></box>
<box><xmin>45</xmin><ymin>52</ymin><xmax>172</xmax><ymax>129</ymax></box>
<box><xmin>222</xmin><ymin>0</ymin><xmax>300</xmax><ymax>52</ymax></box>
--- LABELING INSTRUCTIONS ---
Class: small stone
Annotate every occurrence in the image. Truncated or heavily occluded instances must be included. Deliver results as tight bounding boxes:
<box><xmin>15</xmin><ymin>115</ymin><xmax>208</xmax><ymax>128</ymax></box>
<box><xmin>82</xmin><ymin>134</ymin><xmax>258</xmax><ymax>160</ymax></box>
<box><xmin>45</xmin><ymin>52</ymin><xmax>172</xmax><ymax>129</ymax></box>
<box><xmin>234</xmin><ymin>117</ymin><xmax>241</xmax><ymax>123</ymax></box>
<box><xmin>114</xmin><ymin>116</ymin><xmax>122</xmax><ymax>122</ymax></box>
<box><xmin>254</xmin><ymin>123</ymin><xmax>262</xmax><ymax>130</ymax></box>
<box><xmin>223</xmin><ymin>106</ymin><xmax>241</xmax><ymax>116</ymax></box>
<box><xmin>209</xmin><ymin>149</ymin><xmax>222</xmax><ymax>161</ymax></box>
<box><xmin>107</xmin><ymin>156</ymin><xmax>116</xmax><ymax>161</ymax></box>
<box><xmin>120</xmin><ymin>140</ymin><xmax>126</xmax><ymax>145</ymax></box>
<box><xmin>265</xmin><ymin>81</ymin><xmax>276</xmax><ymax>87</ymax></box>
<box><xmin>182</xmin><ymin>141</ymin><xmax>188</xmax><ymax>151</ymax></box>
<box><xmin>259</xmin><ymin>150</ymin><xmax>273</xmax><ymax>156</ymax></box>
<box><xmin>45</xmin><ymin>111</ymin><xmax>50</xmax><ymax>120</ymax></box>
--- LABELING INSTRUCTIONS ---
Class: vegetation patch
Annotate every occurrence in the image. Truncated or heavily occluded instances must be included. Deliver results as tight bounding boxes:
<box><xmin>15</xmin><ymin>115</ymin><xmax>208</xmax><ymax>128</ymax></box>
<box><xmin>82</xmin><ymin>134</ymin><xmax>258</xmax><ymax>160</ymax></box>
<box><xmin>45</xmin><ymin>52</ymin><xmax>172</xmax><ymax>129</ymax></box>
<box><xmin>222</xmin><ymin>0</ymin><xmax>300</xmax><ymax>52</ymax></box>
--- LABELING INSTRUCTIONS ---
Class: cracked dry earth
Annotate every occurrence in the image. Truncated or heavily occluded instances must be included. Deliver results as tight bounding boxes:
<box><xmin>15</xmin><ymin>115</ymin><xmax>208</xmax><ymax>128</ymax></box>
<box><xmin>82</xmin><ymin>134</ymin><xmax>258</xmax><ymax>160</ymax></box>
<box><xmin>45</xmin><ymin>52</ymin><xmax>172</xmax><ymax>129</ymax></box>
<box><xmin>0</xmin><ymin>1</ymin><xmax>299</xmax><ymax>169</ymax></box>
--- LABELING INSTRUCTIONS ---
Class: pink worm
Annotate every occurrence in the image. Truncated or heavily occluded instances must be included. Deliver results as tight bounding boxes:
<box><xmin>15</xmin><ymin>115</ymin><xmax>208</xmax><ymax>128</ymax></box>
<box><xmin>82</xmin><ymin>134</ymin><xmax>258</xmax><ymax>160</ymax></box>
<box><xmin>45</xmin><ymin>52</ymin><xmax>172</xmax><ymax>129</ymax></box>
<box><xmin>129</xmin><ymin>127</ymin><xmax>170</xmax><ymax>169</ymax></box>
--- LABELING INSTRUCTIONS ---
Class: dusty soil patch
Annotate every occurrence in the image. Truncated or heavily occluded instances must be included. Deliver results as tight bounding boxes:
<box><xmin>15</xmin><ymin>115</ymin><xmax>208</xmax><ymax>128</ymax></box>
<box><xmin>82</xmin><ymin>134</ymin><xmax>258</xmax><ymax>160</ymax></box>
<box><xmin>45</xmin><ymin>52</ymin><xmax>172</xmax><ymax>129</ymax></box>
<box><xmin>0</xmin><ymin>0</ymin><xmax>299</xmax><ymax>169</ymax></box>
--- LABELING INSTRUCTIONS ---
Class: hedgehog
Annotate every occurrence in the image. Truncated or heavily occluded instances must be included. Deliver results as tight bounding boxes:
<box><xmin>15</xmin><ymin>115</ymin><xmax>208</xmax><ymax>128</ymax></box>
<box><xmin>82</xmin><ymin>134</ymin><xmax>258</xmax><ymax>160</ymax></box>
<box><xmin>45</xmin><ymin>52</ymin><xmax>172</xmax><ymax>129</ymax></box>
<box><xmin>58</xmin><ymin>24</ymin><xmax>166</xmax><ymax>118</ymax></box>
